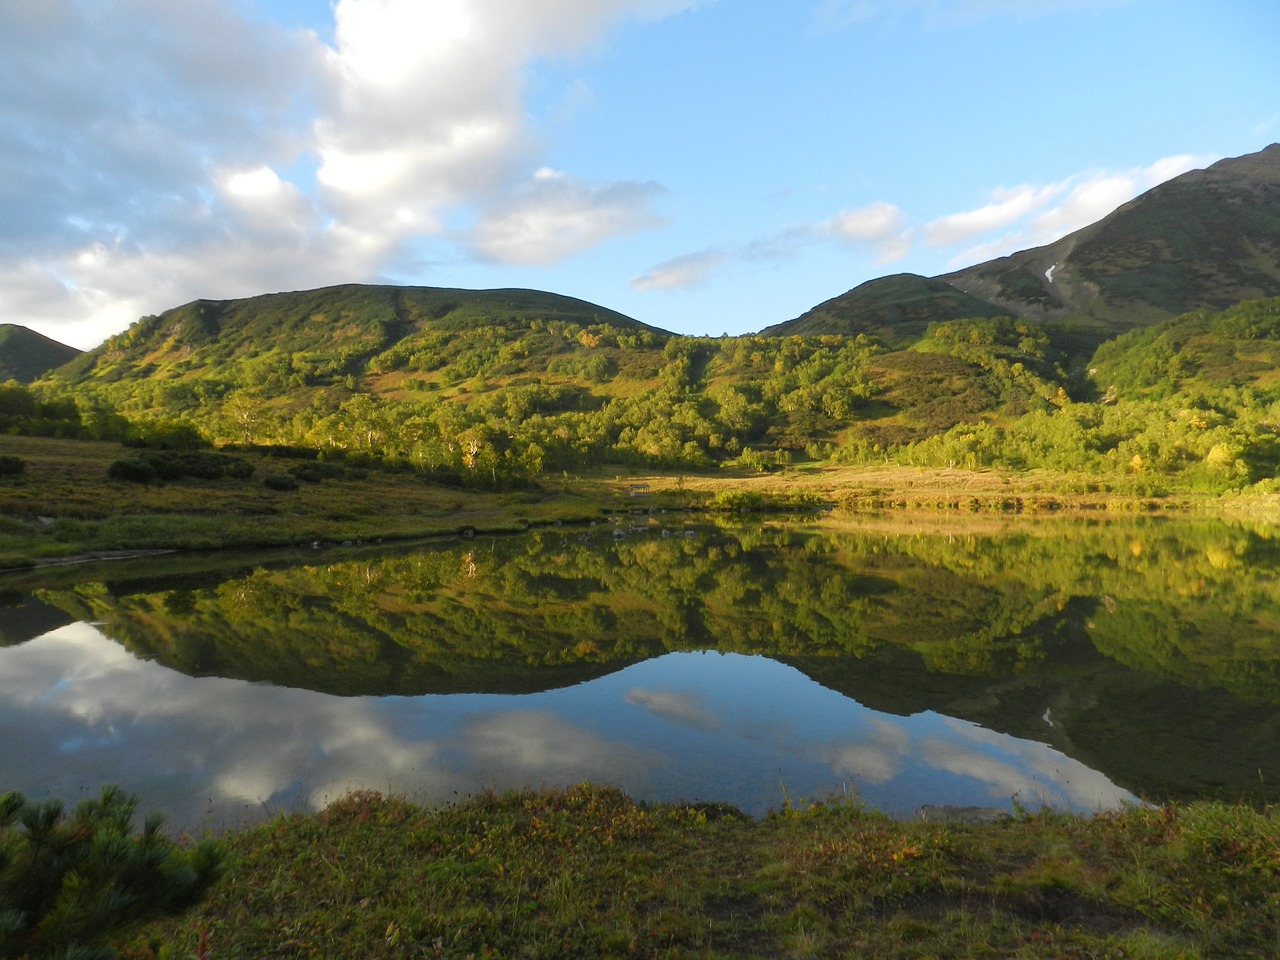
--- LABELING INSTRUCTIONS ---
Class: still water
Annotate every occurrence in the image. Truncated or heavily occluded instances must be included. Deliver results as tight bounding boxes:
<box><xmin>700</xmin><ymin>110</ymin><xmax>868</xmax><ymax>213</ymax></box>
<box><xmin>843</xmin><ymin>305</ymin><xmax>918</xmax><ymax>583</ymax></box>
<box><xmin>3</xmin><ymin>516</ymin><xmax>1279</xmax><ymax>829</ymax></box>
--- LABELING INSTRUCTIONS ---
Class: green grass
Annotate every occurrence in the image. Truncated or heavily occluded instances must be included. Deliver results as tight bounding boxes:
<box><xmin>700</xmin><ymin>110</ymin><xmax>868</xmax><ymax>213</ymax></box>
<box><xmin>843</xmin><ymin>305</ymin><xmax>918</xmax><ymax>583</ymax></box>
<box><xmin>3</xmin><ymin>433</ymin><xmax>1268</xmax><ymax>569</ymax></box>
<box><xmin>0</xmin><ymin>435</ymin><xmax>636</xmax><ymax>568</ymax></box>
<box><xmin>117</xmin><ymin>786</ymin><xmax>1280</xmax><ymax>959</ymax></box>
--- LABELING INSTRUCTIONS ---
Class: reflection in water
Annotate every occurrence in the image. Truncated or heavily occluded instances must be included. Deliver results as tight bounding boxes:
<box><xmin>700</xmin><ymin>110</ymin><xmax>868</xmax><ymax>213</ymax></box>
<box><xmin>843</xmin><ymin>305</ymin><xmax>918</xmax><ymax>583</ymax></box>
<box><xmin>3</xmin><ymin>515</ymin><xmax>1280</xmax><ymax>825</ymax></box>
<box><xmin>0</xmin><ymin>623</ymin><xmax>1135</xmax><ymax>829</ymax></box>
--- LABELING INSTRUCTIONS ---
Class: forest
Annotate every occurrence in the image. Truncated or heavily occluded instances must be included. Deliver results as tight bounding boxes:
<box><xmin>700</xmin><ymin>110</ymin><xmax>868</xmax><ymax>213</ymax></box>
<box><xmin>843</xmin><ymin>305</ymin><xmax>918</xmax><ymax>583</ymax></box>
<box><xmin>5</xmin><ymin>291</ymin><xmax>1280</xmax><ymax>495</ymax></box>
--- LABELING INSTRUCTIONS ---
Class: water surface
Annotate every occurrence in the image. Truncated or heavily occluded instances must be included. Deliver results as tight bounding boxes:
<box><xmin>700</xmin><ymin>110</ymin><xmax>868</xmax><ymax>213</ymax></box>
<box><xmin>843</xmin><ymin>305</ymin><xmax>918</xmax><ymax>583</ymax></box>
<box><xmin>3</xmin><ymin>516</ymin><xmax>1278</xmax><ymax>828</ymax></box>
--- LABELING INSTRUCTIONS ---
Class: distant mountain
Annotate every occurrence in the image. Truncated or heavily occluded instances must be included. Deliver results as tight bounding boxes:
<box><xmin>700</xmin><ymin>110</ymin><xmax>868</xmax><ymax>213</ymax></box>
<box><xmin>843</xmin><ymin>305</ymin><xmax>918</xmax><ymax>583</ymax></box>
<box><xmin>0</xmin><ymin>324</ymin><xmax>81</xmax><ymax>383</ymax></box>
<box><xmin>767</xmin><ymin>144</ymin><xmax>1280</xmax><ymax>341</ymax></box>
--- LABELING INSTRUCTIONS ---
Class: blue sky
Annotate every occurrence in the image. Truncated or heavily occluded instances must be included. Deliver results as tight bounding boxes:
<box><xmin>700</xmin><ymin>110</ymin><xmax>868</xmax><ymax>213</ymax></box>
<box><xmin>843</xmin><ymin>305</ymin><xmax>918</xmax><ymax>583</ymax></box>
<box><xmin>2</xmin><ymin>0</ymin><xmax>1277</xmax><ymax>349</ymax></box>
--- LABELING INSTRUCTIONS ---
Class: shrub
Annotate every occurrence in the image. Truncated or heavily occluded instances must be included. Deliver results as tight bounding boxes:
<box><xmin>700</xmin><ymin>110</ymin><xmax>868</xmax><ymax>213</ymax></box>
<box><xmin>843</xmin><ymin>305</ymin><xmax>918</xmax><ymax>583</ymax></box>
<box><xmin>264</xmin><ymin>474</ymin><xmax>300</xmax><ymax>491</ymax></box>
<box><xmin>288</xmin><ymin>462</ymin><xmax>345</xmax><ymax>483</ymax></box>
<box><xmin>0</xmin><ymin>786</ymin><xmax>223</xmax><ymax>959</ymax></box>
<box><xmin>107</xmin><ymin>458</ymin><xmax>157</xmax><ymax>483</ymax></box>
<box><xmin>107</xmin><ymin>452</ymin><xmax>253</xmax><ymax>484</ymax></box>
<box><xmin>0</xmin><ymin>456</ymin><xmax>23</xmax><ymax>478</ymax></box>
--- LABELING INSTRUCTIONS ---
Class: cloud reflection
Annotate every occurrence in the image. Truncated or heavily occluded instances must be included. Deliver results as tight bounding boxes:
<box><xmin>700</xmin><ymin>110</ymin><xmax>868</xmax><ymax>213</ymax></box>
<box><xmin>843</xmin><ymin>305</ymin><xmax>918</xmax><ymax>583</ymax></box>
<box><xmin>0</xmin><ymin>624</ymin><xmax>1138</xmax><ymax>829</ymax></box>
<box><xmin>625</xmin><ymin>687</ymin><xmax>723</xmax><ymax>731</ymax></box>
<box><xmin>922</xmin><ymin>718</ymin><xmax>1136</xmax><ymax>812</ymax></box>
<box><xmin>817</xmin><ymin>716</ymin><xmax>910</xmax><ymax>785</ymax></box>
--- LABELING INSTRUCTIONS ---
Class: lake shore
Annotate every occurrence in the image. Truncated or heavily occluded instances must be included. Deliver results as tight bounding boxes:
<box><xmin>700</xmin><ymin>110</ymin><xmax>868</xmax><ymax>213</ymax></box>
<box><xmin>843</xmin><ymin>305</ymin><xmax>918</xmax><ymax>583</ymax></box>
<box><xmin>4</xmin><ymin>435</ymin><xmax>1277</xmax><ymax>570</ymax></box>
<box><xmin>115</xmin><ymin>784</ymin><xmax>1280</xmax><ymax>959</ymax></box>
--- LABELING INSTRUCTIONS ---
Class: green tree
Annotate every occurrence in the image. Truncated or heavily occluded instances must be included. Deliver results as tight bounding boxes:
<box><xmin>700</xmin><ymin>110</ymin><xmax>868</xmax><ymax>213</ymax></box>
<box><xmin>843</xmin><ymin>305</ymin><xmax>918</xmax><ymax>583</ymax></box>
<box><xmin>0</xmin><ymin>786</ymin><xmax>222</xmax><ymax>960</ymax></box>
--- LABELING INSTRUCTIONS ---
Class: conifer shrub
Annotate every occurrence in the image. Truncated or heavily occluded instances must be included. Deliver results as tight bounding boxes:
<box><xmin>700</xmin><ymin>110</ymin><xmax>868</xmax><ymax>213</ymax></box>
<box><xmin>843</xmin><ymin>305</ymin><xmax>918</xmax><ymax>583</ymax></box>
<box><xmin>0</xmin><ymin>456</ymin><xmax>24</xmax><ymax>478</ymax></box>
<box><xmin>107</xmin><ymin>452</ymin><xmax>253</xmax><ymax>484</ymax></box>
<box><xmin>0</xmin><ymin>786</ymin><xmax>223</xmax><ymax>960</ymax></box>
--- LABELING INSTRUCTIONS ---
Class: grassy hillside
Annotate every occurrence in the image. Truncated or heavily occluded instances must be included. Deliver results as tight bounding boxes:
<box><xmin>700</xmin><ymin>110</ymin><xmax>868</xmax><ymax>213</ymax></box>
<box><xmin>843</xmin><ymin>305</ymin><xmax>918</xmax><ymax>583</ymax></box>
<box><xmin>0</xmin><ymin>324</ymin><xmax>81</xmax><ymax>383</ymax></box>
<box><xmin>764</xmin><ymin>145</ymin><xmax>1280</xmax><ymax>351</ymax></box>
<box><xmin>942</xmin><ymin>144</ymin><xmax>1280</xmax><ymax>329</ymax></box>
<box><xmin>16</xmin><ymin>286</ymin><xmax>1280</xmax><ymax>499</ymax></box>
<box><xmin>757</xmin><ymin>273</ymin><xmax>1007</xmax><ymax>344</ymax></box>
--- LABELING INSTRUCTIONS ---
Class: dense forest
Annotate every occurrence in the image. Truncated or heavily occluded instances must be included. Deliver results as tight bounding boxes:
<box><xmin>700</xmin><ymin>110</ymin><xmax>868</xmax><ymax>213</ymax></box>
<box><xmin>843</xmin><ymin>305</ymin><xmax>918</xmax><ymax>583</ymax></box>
<box><xmin>6</xmin><ymin>291</ymin><xmax>1280</xmax><ymax>495</ymax></box>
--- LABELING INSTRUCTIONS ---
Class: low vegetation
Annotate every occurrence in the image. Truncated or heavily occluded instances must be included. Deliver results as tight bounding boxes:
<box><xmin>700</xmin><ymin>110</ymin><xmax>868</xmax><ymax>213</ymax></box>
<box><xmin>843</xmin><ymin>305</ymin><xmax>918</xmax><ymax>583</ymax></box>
<box><xmin>9</xmin><ymin>291</ymin><xmax>1280</xmax><ymax>498</ymax></box>
<box><xmin>0</xmin><ymin>787</ymin><xmax>222</xmax><ymax>960</ymax></box>
<box><xmin>115</xmin><ymin>785</ymin><xmax>1280</xmax><ymax>960</ymax></box>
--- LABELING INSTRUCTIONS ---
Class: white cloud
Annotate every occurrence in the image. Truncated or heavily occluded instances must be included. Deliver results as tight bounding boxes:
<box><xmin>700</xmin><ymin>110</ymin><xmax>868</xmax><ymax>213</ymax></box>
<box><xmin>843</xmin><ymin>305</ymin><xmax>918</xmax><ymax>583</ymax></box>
<box><xmin>924</xmin><ymin>183</ymin><xmax>1061</xmax><ymax>247</ymax></box>
<box><xmin>0</xmin><ymin>0</ymin><xmax>698</xmax><ymax>348</ymax></box>
<box><xmin>923</xmin><ymin>718</ymin><xmax>1137</xmax><ymax>812</ymax></box>
<box><xmin>470</xmin><ymin>169</ymin><xmax>667</xmax><ymax>265</ymax></box>
<box><xmin>937</xmin><ymin>154</ymin><xmax>1211</xmax><ymax>267</ymax></box>
<box><xmin>818</xmin><ymin>201</ymin><xmax>912</xmax><ymax>262</ymax></box>
<box><xmin>817</xmin><ymin>716</ymin><xmax>910</xmax><ymax>784</ymax></box>
<box><xmin>0</xmin><ymin>623</ymin><xmax>661</xmax><ymax>829</ymax></box>
<box><xmin>314</xmin><ymin>0</ymin><xmax>697</xmax><ymax>246</ymax></box>
<box><xmin>631</xmin><ymin>250</ymin><xmax>729</xmax><ymax>291</ymax></box>
<box><xmin>633</xmin><ymin>200</ymin><xmax>909</xmax><ymax>295</ymax></box>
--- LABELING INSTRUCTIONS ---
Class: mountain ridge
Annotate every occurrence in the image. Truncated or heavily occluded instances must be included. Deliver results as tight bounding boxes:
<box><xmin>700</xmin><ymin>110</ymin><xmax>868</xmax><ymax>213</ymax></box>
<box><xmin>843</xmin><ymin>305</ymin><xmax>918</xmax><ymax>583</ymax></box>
<box><xmin>767</xmin><ymin>143</ymin><xmax>1280</xmax><ymax>342</ymax></box>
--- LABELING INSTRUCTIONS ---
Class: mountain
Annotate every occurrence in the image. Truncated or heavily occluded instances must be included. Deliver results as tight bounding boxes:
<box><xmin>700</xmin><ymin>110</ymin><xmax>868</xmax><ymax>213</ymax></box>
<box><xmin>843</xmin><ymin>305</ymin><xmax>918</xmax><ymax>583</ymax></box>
<box><xmin>767</xmin><ymin>144</ymin><xmax>1280</xmax><ymax>341</ymax></box>
<box><xmin>757</xmin><ymin>274</ymin><xmax>1007</xmax><ymax>345</ymax></box>
<box><xmin>51</xmin><ymin>283</ymin><xmax>663</xmax><ymax>386</ymax></box>
<box><xmin>0</xmin><ymin>324</ymin><xmax>82</xmax><ymax>383</ymax></box>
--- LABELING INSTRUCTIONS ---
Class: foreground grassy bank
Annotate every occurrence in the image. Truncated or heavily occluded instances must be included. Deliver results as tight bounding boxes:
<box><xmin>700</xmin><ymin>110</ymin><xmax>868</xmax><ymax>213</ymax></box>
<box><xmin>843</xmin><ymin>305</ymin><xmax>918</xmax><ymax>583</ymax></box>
<box><xmin>3</xmin><ymin>434</ymin><xmax>1273</xmax><ymax>569</ymax></box>
<box><xmin>119</xmin><ymin>786</ymin><xmax>1279</xmax><ymax>960</ymax></box>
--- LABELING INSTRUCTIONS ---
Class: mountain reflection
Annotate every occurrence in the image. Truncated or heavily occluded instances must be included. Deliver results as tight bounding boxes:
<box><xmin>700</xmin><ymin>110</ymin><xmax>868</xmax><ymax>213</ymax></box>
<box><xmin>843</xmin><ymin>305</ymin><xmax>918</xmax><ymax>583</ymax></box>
<box><xmin>2</xmin><ymin>515</ymin><xmax>1280</xmax><ymax>820</ymax></box>
<box><xmin>0</xmin><ymin>625</ymin><xmax>1135</xmax><ymax>829</ymax></box>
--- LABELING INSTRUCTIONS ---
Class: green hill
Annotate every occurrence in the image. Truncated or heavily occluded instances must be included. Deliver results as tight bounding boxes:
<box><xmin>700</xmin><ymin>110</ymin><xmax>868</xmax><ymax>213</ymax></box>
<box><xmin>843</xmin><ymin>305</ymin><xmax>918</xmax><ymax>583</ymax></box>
<box><xmin>0</xmin><ymin>324</ymin><xmax>81</xmax><ymax>383</ymax></box>
<box><xmin>943</xmin><ymin>143</ymin><xmax>1280</xmax><ymax>328</ymax></box>
<box><xmin>757</xmin><ymin>274</ymin><xmax>1007</xmax><ymax>345</ymax></box>
<box><xmin>767</xmin><ymin>145</ymin><xmax>1280</xmax><ymax>347</ymax></box>
<box><xmin>20</xmin><ymin>148</ymin><xmax>1280</xmax><ymax>496</ymax></box>
<box><xmin>53</xmin><ymin>283</ymin><xmax>661</xmax><ymax>386</ymax></box>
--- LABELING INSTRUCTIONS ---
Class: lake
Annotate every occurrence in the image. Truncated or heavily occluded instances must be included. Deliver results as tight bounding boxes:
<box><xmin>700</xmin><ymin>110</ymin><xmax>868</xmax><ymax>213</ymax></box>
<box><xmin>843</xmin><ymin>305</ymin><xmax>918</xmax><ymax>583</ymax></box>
<box><xmin>3</xmin><ymin>514</ymin><xmax>1279</xmax><ymax>830</ymax></box>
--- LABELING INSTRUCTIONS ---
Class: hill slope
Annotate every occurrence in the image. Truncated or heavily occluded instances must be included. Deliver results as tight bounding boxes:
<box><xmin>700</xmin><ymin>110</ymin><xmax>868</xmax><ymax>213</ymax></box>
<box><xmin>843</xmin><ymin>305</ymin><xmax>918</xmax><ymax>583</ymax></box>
<box><xmin>0</xmin><ymin>325</ymin><xmax>82</xmax><ymax>383</ymax></box>
<box><xmin>758</xmin><ymin>273</ymin><xmax>1008</xmax><ymax>345</ymax></box>
<box><xmin>768</xmin><ymin>144</ymin><xmax>1280</xmax><ymax>340</ymax></box>
<box><xmin>52</xmin><ymin>283</ymin><xmax>660</xmax><ymax>387</ymax></box>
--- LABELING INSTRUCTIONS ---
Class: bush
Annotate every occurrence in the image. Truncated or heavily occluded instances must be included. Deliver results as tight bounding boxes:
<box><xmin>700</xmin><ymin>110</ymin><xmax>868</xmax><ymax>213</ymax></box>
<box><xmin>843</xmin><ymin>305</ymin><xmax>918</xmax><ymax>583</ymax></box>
<box><xmin>0</xmin><ymin>786</ymin><xmax>223</xmax><ymax>959</ymax></box>
<box><xmin>288</xmin><ymin>462</ymin><xmax>345</xmax><ymax>483</ymax></box>
<box><xmin>107</xmin><ymin>452</ymin><xmax>253</xmax><ymax>484</ymax></box>
<box><xmin>264</xmin><ymin>474</ymin><xmax>300</xmax><ymax>491</ymax></box>
<box><xmin>107</xmin><ymin>458</ymin><xmax>157</xmax><ymax>483</ymax></box>
<box><xmin>0</xmin><ymin>456</ymin><xmax>24</xmax><ymax>478</ymax></box>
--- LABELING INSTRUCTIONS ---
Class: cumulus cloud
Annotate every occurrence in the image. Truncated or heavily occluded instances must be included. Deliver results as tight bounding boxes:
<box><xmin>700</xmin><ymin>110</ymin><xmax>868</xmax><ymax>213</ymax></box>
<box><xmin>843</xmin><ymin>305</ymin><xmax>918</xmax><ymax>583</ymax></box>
<box><xmin>817</xmin><ymin>201</ymin><xmax>912</xmax><ymax>262</ymax></box>
<box><xmin>0</xmin><ymin>0</ymin><xmax>697</xmax><ymax>347</ymax></box>
<box><xmin>314</xmin><ymin>0</ymin><xmax>695</xmax><ymax>247</ymax></box>
<box><xmin>817</xmin><ymin>716</ymin><xmax>911</xmax><ymax>785</ymax></box>
<box><xmin>0</xmin><ymin>623</ymin><xmax>662</xmax><ymax>829</ymax></box>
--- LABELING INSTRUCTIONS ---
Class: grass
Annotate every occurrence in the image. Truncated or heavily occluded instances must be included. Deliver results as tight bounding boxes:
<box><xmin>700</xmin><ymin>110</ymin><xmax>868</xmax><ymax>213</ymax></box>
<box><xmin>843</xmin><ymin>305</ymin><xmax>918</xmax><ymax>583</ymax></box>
<box><xmin>0</xmin><ymin>436</ymin><xmax>618</xmax><ymax>568</ymax></box>
<box><xmin>2</xmin><ymin>434</ymin><xmax>1273</xmax><ymax>569</ymax></box>
<box><xmin>116</xmin><ymin>785</ymin><xmax>1280</xmax><ymax>959</ymax></box>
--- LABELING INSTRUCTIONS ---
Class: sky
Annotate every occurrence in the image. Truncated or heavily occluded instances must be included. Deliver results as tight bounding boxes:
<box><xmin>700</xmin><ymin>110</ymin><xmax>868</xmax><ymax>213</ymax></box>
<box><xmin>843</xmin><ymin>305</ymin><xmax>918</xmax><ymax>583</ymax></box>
<box><xmin>2</xmin><ymin>0</ymin><xmax>1278</xmax><ymax>350</ymax></box>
